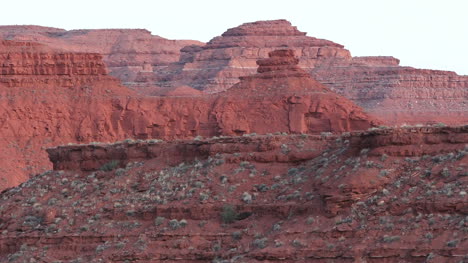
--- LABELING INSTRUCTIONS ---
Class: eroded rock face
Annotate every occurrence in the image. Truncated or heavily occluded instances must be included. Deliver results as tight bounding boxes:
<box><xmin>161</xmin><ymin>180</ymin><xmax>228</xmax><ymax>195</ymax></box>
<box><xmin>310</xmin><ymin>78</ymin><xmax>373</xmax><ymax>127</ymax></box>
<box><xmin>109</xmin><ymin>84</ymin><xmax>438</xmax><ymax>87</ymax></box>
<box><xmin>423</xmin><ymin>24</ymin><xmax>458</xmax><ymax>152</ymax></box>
<box><xmin>2</xmin><ymin>21</ymin><xmax>466</xmax><ymax>125</ymax></box>
<box><xmin>213</xmin><ymin>49</ymin><xmax>379</xmax><ymax>135</ymax></box>
<box><xmin>0</xmin><ymin>40</ymin><xmax>135</xmax><ymax>189</ymax></box>
<box><xmin>0</xmin><ymin>43</ymin><xmax>377</xmax><ymax>191</ymax></box>
<box><xmin>150</xmin><ymin>20</ymin><xmax>350</xmax><ymax>93</ymax></box>
<box><xmin>310</xmin><ymin>59</ymin><xmax>468</xmax><ymax>125</ymax></box>
<box><xmin>0</xmin><ymin>126</ymin><xmax>465</xmax><ymax>262</ymax></box>
<box><xmin>149</xmin><ymin>19</ymin><xmax>467</xmax><ymax>125</ymax></box>
<box><xmin>0</xmin><ymin>25</ymin><xmax>203</xmax><ymax>90</ymax></box>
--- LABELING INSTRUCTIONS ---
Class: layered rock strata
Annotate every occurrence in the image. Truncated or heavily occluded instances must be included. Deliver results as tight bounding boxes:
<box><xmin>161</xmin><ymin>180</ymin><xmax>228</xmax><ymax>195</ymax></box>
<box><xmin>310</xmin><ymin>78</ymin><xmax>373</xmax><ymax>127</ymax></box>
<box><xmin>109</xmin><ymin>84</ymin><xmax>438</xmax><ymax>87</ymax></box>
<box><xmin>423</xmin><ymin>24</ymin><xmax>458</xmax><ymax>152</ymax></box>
<box><xmin>0</xmin><ymin>43</ymin><xmax>377</xmax><ymax>191</ymax></box>
<box><xmin>2</xmin><ymin>21</ymin><xmax>466</xmax><ymax>125</ymax></box>
<box><xmin>0</xmin><ymin>25</ymin><xmax>203</xmax><ymax>88</ymax></box>
<box><xmin>149</xmin><ymin>20</ymin><xmax>468</xmax><ymax>125</ymax></box>
<box><xmin>0</xmin><ymin>126</ymin><xmax>465</xmax><ymax>261</ymax></box>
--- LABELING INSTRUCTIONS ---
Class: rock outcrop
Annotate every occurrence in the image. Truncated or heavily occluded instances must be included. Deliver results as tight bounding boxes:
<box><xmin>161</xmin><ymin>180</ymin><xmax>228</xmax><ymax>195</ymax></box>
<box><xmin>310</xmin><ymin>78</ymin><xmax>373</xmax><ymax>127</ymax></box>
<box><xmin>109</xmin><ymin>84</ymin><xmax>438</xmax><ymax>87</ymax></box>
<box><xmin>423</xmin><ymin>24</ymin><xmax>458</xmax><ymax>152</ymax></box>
<box><xmin>149</xmin><ymin>20</ymin><xmax>350</xmax><ymax>93</ymax></box>
<box><xmin>0</xmin><ymin>25</ymin><xmax>203</xmax><ymax>90</ymax></box>
<box><xmin>0</xmin><ymin>40</ymin><xmax>135</xmax><ymax>189</ymax></box>
<box><xmin>149</xmin><ymin>20</ymin><xmax>467</xmax><ymax>125</ymax></box>
<box><xmin>213</xmin><ymin>49</ymin><xmax>379</xmax><ymax>135</ymax></box>
<box><xmin>0</xmin><ymin>42</ymin><xmax>377</xmax><ymax>191</ymax></box>
<box><xmin>2</xmin><ymin>21</ymin><xmax>466</xmax><ymax>125</ymax></box>
<box><xmin>0</xmin><ymin>125</ymin><xmax>465</xmax><ymax>262</ymax></box>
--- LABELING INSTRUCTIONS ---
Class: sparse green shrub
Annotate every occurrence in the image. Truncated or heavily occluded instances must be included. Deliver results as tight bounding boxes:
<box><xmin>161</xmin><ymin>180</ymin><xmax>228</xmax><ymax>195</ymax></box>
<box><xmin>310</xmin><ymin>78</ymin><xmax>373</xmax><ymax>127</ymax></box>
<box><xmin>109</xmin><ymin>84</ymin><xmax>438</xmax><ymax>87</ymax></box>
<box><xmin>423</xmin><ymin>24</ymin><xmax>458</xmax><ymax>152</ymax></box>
<box><xmin>154</xmin><ymin>216</ymin><xmax>165</xmax><ymax>226</ymax></box>
<box><xmin>441</xmin><ymin>167</ymin><xmax>451</xmax><ymax>178</ymax></box>
<box><xmin>287</xmin><ymin>168</ymin><xmax>299</xmax><ymax>176</ymax></box>
<box><xmin>100</xmin><ymin>160</ymin><xmax>119</xmax><ymax>171</ymax></box>
<box><xmin>380</xmin><ymin>153</ymin><xmax>388</xmax><ymax>162</ymax></box>
<box><xmin>335</xmin><ymin>217</ymin><xmax>353</xmax><ymax>225</ymax></box>
<box><xmin>379</xmin><ymin>170</ymin><xmax>390</xmax><ymax>177</ymax></box>
<box><xmin>221</xmin><ymin>204</ymin><xmax>238</xmax><ymax>224</ymax></box>
<box><xmin>168</xmin><ymin>219</ymin><xmax>180</xmax><ymax>230</ymax></box>
<box><xmin>360</xmin><ymin>148</ymin><xmax>369</xmax><ymax>155</ymax></box>
<box><xmin>199</xmin><ymin>192</ymin><xmax>209</xmax><ymax>202</ymax></box>
<box><xmin>280</xmin><ymin>144</ymin><xmax>290</xmax><ymax>155</ymax></box>
<box><xmin>382</xmin><ymin>235</ymin><xmax>400</xmax><ymax>243</ymax></box>
<box><xmin>231</xmin><ymin>231</ymin><xmax>242</xmax><ymax>240</ymax></box>
<box><xmin>433</xmin><ymin>122</ymin><xmax>446</xmax><ymax>127</ymax></box>
<box><xmin>179</xmin><ymin>219</ymin><xmax>187</xmax><ymax>227</ymax></box>
<box><xmin>253</xmin><ymin>238</ymin><xmax>268</xmax><ymax>249</ymax></box>
<box><xmin>446</xmin><ymin>240</ymin><xmax>458</xmax><ymax>247</ymax></box>
<box><xmin>292</xmin><ymin>239</ymin><xmax>304</xmax><ymax>248</ymax></box>
<box><xmin>241</xmin><ymin>192</ymin><xmax>252</xmax><ymax>204</ymax></box>
<box><xmin>272</xmin><ymin>223</ymin><xmax>281</xmax><ymax>231</ymax></box>
<box><xmin>254</xmin><ymin>184</ymin><xmax>269</xmax><ymax>192</ymax></box>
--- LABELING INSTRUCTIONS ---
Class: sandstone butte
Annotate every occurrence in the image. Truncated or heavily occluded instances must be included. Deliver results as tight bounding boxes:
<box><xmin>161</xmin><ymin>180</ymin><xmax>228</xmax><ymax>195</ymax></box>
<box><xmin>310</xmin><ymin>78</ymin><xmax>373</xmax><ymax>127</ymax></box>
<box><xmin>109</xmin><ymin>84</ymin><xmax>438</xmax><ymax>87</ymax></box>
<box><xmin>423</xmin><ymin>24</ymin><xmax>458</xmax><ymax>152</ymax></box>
<box><xmin>143</xmin><ymin>19</ymin><xmax>465</xmax><ymax>126</ymax></box>
<box><xmin>1</xmin><ymin>21</ymin><xmax>466</xmax><ymax>125</ymax></box>
<box><xmin>0</xmin><ymin>23</ymin><xmax>466</xmax><ymax>262</ymax></box>
<box><xmin>0</xmin><ymin>40</ymin><xmax>377</xmax><ymax>191</ymax></box>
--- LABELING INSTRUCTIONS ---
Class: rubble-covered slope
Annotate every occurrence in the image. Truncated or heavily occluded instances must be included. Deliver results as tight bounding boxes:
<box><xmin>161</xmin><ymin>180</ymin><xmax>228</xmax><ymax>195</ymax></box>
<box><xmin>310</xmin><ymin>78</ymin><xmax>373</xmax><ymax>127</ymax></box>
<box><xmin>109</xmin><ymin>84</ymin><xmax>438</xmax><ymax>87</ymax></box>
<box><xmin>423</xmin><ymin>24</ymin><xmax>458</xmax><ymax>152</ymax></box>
<box><xmin>0</xmin><ymin>126</ymin><xmax>466</xmax><ymax>262</ymax></box>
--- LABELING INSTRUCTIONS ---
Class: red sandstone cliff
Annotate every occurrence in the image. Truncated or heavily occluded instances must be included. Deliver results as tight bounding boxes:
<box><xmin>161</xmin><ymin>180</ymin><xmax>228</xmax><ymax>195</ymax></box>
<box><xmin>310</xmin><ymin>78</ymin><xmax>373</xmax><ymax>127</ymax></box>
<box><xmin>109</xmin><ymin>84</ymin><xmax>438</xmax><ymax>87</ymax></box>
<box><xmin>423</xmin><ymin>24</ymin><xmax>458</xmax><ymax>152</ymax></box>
<box><xmin>0</xmin><ymin>42</ymin><xmax>377</xmax><ymax>191</ymax></box>
<box><xmin>0</xmin><ymin>40</ymin><xmax>135</xmax><ymax>189</ymax></box>
<box><xmin>148</xmin><ymin>20</ymin><xmax>467</xmax><ymax>125</ymax></box>
<box><xmin>0</xmin><ymin>25</ymin><xmax>203</xmax><ymax>89</ymax></box>
<box><xmin>2</xmin><ymin>21</ymin><xmax>466</xmax><ymax>126</ymax></box>
<box><xmin>214</xmin><ymin>49</ymin><xmax>379</xmax><ymax>135</ymax></box>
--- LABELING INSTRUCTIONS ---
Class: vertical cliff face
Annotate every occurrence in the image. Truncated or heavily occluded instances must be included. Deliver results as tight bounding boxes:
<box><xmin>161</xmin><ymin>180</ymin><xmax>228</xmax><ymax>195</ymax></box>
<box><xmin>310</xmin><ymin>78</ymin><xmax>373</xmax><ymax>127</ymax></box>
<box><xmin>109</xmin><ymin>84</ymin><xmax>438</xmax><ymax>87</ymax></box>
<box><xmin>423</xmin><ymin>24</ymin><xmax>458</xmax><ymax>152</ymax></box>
<box><xmin>0</xmin><ymin>26</ymin><xmax>203</xmax><ymax>88</ymax></box>
<box><xmin>0</xmin><ymin>41</ymin><xmax>378</xmax><ymax>191</ymax></box>
<box><xmin>0</xmin><ymin>40</ymin><xmax>135</xmax><ymax>189</ymax></box>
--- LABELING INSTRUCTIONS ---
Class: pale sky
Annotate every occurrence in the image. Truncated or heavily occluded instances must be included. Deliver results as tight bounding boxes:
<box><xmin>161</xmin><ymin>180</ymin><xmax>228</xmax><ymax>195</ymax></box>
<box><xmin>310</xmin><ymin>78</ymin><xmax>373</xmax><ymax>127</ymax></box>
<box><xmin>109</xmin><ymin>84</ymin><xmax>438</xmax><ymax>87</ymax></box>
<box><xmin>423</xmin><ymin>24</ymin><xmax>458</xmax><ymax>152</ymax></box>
<box><xmin>2</xmin><ymin>0</ymin><xmax>467</xmax><ymax>75</ymax></box>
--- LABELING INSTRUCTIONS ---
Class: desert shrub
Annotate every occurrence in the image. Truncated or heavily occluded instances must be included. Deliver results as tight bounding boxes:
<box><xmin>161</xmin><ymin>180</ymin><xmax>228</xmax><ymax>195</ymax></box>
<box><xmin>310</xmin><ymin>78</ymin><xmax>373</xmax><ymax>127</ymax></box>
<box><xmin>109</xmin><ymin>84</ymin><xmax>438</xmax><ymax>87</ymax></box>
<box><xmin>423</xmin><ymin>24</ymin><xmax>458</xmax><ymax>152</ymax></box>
<box><xmin>292</xmin><ymin>239</ymin><xmax>304</xmax><ymax>248</ymax></box>
<box><xmin>241</xmin><ymin>192</ymin><xmax>252</xmax><ymax>204</ymax></box>
<box><xmin>441</xmin><ymin>167</ymin><xmax>451</xmax><ymax>177</ymax></box>
<box><xmin>252</xmin><ymin>238</ymin><xmax>268</xmax><ymax>249</ymax></box>
<box><xmin>221</xmin><ymin>204</ymin><xmax>238</xmax><ymax>224</ymax></box>
<box><xmin>272</xmin><ymin>223</ymin><xmax>281</xmax><ymax>231</ymax></box>
<box><xmin>382</xmin><ymin>235</ymin><xmax>400</xmax><ymax>243</ymax></box>
<box><xmin>446</xmin><ymin>240</ymin><xmax>458</xmax><ymax>247</ymax></box>
<box><xmin>179</xmin><ymin>219</ymin><xmax>187</xmax><ymax>227</ymax></box>
<box><xmin>168</xmin><ymin>219</ymin><xmax>180</xmax><ymax>230</ymax></box>
<box><xmin>231</xmin><ymin>231</ymin><xmax>242</xmax><ymax>240</ymax></box>
<box><xmin>154</xmin><ymin>216</ymin><xmax>165</xmax><ymax>226</ymax></box>
<box><xmin>100</xmin><ymin>160</ymin><xmax>119</xmax><ymax>171</ymax></box>
<box><xmin>23</xmin><ymin>215</ymin><xmax>44</xmax><ymax>227</ymax></box>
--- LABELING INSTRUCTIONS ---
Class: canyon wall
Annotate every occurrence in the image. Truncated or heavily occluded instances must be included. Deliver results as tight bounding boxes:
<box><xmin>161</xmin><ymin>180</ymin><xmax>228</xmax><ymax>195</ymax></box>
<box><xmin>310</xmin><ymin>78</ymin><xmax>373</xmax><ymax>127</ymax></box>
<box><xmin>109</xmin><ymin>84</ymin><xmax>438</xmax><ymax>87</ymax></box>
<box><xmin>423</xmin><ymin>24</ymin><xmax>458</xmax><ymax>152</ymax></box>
<box><xmin>0</xmin><ymin>42</ymin><xmax>377</xmax><ymax>190</ymax></box>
